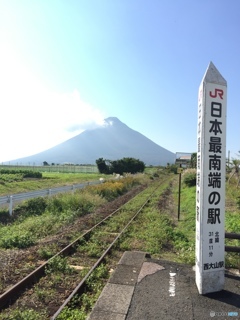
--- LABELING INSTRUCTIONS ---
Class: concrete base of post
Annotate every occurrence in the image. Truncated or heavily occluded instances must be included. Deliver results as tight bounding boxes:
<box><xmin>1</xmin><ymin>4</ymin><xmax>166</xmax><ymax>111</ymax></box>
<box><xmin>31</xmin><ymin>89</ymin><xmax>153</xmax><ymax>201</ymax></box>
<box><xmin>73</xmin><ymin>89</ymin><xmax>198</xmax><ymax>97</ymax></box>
<box><xmin>196</xmin><ymin>267</ymin><xmax>224</xmax><ymax>294</ymax></box>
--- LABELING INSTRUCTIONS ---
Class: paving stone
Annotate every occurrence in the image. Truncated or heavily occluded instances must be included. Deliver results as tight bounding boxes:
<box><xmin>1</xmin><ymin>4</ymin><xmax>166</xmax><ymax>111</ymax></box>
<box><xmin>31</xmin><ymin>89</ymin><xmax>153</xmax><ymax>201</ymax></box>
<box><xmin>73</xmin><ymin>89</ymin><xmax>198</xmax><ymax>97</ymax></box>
<box><xmin>92</xmin><ymin>283</ymin><xmax>134</xmax><ymax>314</ymax></box>
<box><xmin>87</xmin><ymin>309</ymin><xmax>126</xmax><ymax>320</ymax></box>
<box><xmin>109</xmin><ymin>264</ymin><xmax>140</xmax><ymax>286</ymax></box>
<box><xmin>118</xmin><ymin>251</ymin><xmax>147</xmax><ymax>267</ymax></box>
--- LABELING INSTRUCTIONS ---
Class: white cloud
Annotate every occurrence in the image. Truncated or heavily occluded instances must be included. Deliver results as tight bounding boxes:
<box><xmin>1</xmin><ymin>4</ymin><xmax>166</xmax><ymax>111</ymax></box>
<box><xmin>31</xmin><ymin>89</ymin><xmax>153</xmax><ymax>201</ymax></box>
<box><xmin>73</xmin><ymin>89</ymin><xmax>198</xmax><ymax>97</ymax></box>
<box><xmin>0</xmin><ymin>46</ymin><xmax>105</xmax><ymax>162</ymax></box>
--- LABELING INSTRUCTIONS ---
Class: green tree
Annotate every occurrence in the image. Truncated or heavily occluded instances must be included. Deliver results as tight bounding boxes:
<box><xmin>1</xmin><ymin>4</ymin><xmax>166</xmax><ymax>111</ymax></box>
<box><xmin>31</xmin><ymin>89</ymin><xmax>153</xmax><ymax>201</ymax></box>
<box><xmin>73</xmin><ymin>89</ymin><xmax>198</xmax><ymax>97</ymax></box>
<box><xmin>110</xmin><ymin>157</ymin><xmax>145</xmax><ymax>175</ymax></box>
<box><xmin>96</xmin><ymin>157</ymin><xmax>145</xmax><ymax>175</ymax></box>
<box><xmin>96</xmin><ymin>158</ymin><xmax>110</xmax><ymax>174</ymax></box>
<box><xmin>190</xmin><ymin>152</ymin><xmax>197</xmax><ymax>168</ymax></box>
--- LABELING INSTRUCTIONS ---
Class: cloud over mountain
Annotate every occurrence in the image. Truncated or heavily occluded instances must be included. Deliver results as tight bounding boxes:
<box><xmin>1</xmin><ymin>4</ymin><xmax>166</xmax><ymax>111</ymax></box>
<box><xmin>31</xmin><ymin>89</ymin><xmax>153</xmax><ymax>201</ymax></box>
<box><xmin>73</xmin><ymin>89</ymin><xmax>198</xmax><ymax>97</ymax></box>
<box><xmin>8</xmin><ymin>117</ymin><xmax>175</xmax><ymax>166</ymax></box>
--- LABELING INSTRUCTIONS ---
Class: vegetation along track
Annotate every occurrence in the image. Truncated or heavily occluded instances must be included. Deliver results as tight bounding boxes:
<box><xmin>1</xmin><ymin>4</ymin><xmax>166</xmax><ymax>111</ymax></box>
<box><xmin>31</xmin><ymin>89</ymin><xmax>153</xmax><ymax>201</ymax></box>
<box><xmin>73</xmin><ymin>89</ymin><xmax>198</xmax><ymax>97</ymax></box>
<box><xmin>0</xmin><ymin>175</ymin><xmax>173</xmax><ymax>319</ymax></box>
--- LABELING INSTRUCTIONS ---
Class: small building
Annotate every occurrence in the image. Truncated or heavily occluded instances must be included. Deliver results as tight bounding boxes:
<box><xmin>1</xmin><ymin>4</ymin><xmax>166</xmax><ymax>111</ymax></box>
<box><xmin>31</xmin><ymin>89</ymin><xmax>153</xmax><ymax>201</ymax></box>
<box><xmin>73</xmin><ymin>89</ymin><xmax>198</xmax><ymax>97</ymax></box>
<box><xmin>175</xmin><ymin>152</ymin><xmax>192</xmax><ymax>168</ymax></box>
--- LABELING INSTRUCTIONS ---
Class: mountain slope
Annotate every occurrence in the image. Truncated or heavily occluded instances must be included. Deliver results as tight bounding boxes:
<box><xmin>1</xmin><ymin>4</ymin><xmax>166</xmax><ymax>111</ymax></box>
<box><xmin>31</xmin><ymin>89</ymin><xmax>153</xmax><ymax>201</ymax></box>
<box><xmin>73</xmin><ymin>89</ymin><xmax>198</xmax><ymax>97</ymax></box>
<box><xmin>8</xmin><ymin>117</ymin><xmax>175</xmax><ymax>166</ymax></box>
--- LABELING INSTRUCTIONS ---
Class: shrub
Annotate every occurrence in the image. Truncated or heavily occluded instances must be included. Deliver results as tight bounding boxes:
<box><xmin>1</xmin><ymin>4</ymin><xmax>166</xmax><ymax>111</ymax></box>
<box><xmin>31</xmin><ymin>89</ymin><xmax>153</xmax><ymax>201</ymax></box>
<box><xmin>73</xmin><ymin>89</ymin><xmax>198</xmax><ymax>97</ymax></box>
<box><xmin>165</xmin><ymin>164</ymin><xmax>178</xmax><ymax>174</ymax></box>
<box><xmin>183</xmin><ymin>172</ymin><xmax>196</xmax><ymax>187</ymax></box>
<box><xmin>1</xmin><ymin>308</ymin><xmax>46</xmax><ymax>320</ymax></box>
<box><xmin>0</xmin><ymin>232</ymin><xmax>35</xmax><ymax>249</ymax></box>
<box><xmin>45</xmin><ymin>256</ymin><xmax>74</xmax><ymax>274</ymax></box>
<box><xmin>37</xmin><ymin>244</ymin><xmax>59</xmax><ymax>259</ymax></box>
<box><xmin>14</xmin><ymin>197</ymin><xmax>47</xmax><ymax>218</ymax></box>
<box><xmin>0</xmin><ymin>209</ymin><xmax>12</xmax><ymax>224</ymax></box>
<box><xmin>47</xmin><ymin>197</ymin><xmax>64</xmax><ymax>213</ymax></box>
<box><xmin>56</xmin><ymin>308</ymin><xmax>86</xmax><ymax>320</ymax></box>
<box><xmin>225</xmin><ymin>212</ymin><xmax>240</xmax><ymax>232</ymax></box>
<box><xmin>47</xmin><ymin>192</ymin><xmax>106</xmax><ymax>215</ymax></box>
<box><xmin>87</xmin><ymin>181</ymin><xmax>126</xmax><ymax>201</ymax></box>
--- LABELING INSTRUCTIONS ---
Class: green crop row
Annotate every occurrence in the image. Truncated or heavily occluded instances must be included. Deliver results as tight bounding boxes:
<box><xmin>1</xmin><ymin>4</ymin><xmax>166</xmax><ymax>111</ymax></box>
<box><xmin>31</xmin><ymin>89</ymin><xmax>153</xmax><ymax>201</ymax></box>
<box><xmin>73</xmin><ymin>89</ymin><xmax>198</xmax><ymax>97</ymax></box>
<box><xmin>0</xmin><ymin>169</ymin><xmax>42</xmax><ymax>178</ymax></box>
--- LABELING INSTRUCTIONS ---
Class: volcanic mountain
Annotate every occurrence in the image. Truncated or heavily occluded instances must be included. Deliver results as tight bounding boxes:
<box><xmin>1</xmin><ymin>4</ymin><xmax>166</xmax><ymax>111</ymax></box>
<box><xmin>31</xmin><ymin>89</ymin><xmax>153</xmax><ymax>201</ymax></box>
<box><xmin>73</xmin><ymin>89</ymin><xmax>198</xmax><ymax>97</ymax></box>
<box><xmin>9</xmin><ymin>117</ymin><xmax>175</xmax><ymax>166</ymax></box>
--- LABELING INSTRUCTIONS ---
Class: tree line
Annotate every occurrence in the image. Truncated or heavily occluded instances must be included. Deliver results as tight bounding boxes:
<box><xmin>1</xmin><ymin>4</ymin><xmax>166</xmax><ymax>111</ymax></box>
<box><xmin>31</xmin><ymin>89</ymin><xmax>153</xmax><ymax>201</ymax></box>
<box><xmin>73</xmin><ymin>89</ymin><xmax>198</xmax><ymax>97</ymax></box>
<box><xmin>96</xmin><ymin>157</ymin><xmax>145</xmax><ymax>175</ymax></box>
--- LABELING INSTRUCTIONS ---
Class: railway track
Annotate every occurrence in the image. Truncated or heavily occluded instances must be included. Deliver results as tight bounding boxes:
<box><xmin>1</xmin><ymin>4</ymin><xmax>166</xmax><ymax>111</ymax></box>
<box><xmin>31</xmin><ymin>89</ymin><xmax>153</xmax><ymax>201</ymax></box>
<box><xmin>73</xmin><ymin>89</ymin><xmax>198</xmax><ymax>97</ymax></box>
<box><xmin>0</xmin><ymin>177</ymin><xmax>172</xmax><ymax>319</ymax></box>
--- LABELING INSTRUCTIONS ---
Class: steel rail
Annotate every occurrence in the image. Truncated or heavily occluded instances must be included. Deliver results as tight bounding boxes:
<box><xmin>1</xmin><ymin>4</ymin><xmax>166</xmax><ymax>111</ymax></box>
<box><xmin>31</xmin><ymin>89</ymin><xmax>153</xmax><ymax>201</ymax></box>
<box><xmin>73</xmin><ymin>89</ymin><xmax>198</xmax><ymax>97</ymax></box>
<box><xmin>0</xmin><ymin>184</ymin><xmax>150</xmax><ymax>310</ymax></box>
<box><xmin>51</xmin><ymin>182</ymin><xmax>162</xmax><ymax>319</ymax></box>
<box><xmin>0</xmin><ymin>206</ymin><xmax>122</xmax><ymax>309</ymax></box>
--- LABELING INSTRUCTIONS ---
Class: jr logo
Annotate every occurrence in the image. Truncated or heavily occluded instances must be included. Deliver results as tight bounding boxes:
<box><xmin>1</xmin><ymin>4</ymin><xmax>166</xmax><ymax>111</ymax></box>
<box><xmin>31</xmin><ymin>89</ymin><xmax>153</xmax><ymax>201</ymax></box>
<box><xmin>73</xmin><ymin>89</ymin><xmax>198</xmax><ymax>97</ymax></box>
<box><xmin>210</xmin><ymin>89</ymin><xmax>224</xmax><ymax>99</ymax></box>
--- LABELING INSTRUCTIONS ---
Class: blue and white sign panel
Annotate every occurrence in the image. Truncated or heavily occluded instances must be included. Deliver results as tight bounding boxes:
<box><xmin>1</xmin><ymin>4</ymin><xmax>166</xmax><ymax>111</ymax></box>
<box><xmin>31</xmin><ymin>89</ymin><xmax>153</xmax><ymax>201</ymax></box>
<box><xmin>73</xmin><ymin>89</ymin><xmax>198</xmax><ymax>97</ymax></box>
<box><xmin>196</xmin><ymin>62</ymin><xmax>227</xmax><ymax>294</ymax></box>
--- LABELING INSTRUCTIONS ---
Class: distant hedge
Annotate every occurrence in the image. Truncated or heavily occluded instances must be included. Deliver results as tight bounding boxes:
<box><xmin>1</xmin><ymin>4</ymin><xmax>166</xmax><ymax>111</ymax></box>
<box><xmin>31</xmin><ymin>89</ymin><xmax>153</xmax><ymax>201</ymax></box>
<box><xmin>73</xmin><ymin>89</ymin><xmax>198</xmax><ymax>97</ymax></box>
<box><xmin>96</xmin><ymin>157</ymin><xmax>145</xmax><ymax>175</ymax></box>
<box><xmin>0</xmin><ymin>169</ymin><xmax>42</xmax><ymax>179</ymax></box>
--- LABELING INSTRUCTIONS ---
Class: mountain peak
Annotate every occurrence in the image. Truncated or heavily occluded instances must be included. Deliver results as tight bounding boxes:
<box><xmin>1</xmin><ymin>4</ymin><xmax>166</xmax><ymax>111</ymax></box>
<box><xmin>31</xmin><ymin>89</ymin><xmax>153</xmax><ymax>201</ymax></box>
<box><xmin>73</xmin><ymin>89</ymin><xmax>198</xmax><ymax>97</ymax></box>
<box><xmin>104</xmin><ymin>117</ymin><xmax>122</xmax><ymax>126</ymax></box>
<box><xmin>7</xmin><ymin>117</ymin><xmax>175</xmax><ymax>166</ymax></box>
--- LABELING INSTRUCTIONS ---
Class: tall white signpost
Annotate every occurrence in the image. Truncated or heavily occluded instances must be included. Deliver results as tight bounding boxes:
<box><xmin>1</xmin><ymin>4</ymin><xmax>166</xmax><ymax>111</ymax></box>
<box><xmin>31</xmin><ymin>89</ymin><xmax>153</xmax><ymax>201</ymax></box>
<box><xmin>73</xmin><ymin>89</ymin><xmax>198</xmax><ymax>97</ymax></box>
<box><xmin>196</xmin><ymin>62</ymin><xmax>227</xmax><ymax>294</ymax></box>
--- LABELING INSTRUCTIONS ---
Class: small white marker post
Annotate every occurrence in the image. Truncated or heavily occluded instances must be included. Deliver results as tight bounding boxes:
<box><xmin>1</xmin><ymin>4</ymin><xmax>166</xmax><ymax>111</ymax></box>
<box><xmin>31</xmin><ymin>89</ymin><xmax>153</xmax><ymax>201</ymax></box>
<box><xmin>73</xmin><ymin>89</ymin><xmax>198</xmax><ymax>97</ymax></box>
<box><xmin>195</xmin><ymin>62</ymin><xmax>227</xmax><ymax>294</ymax></box>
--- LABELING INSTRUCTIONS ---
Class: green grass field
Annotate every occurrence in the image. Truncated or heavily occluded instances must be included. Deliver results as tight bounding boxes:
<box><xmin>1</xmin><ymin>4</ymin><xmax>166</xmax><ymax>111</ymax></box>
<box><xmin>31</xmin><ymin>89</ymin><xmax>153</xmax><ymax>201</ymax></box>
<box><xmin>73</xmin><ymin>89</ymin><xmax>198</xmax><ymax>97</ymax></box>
<box><xmin>0</xmin><ymin>168</ymin><xmax>239</xmax><ymax>267</ymax></box>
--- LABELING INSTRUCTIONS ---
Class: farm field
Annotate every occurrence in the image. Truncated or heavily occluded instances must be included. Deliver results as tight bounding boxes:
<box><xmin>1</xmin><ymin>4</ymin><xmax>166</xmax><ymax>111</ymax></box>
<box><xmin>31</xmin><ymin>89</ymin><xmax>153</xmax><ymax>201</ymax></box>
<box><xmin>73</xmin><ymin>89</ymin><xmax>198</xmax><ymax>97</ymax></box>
<box><xmin>0</xmin><ymin>164</ymin><xmax>98</xmax><ymax>174</ymax></box>
<box><xmin>0</xmin><ymin>171</ymin><xmax>107</xmax><ymax>196</ymax></box>
<box><xmin>0</xmin><ymin>168</ymin><xmax>239</xmax><ymax>319</ymax></box>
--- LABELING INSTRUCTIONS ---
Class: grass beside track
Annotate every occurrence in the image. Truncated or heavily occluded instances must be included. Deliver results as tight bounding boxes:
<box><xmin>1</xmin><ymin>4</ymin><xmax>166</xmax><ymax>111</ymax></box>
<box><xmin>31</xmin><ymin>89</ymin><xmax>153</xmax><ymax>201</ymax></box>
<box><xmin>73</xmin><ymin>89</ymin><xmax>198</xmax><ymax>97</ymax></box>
<box><xmin>0</xmin><ymin>169</ymin><xmax>239</xmax><ymax>319</ymax></box>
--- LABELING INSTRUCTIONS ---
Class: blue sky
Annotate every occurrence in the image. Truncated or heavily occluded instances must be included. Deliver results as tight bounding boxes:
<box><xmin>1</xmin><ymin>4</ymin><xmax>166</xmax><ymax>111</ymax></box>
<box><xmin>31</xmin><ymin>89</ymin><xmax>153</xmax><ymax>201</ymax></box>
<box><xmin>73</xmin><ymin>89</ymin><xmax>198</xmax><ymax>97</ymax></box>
<box><xmin>0</xmin><ymin>0</ymin><xmax>239</xmax><ymax>162</ymax></box>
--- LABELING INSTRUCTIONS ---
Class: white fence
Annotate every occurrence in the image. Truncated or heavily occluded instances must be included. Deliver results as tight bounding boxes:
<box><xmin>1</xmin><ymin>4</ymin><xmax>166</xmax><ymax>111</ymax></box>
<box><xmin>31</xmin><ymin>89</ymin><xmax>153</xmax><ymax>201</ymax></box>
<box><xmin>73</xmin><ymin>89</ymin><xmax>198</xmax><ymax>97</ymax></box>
<box><xmin>0</xmin><ymin>180</ymin><xmax>102</xmax><ymax>215</ymax></box>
